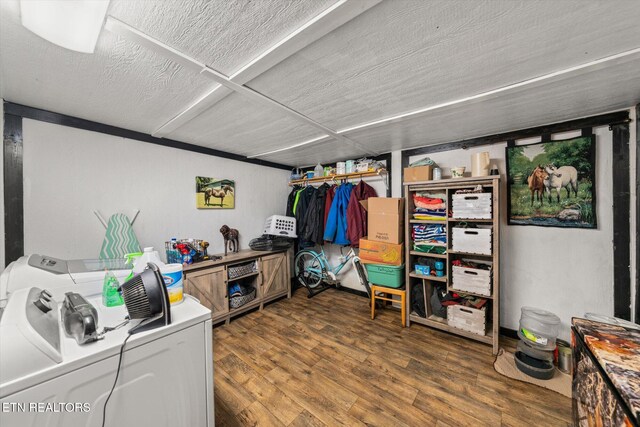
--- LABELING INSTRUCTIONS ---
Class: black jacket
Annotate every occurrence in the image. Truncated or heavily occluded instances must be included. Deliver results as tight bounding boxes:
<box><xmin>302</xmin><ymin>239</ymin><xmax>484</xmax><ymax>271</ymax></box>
<box><xmin>295</xmin><ymin>186</ymin><xmax>317</xmax><ymax>240</ymax></box>
<box><xmin>301</xmin><ymin>183</ymin><xmax>330</xmax><ymax>245</ymax></box>
<box><xmin>286</xmin><ymin>185</ymin><xmax>302</xmax><ymax>217</ymax></box>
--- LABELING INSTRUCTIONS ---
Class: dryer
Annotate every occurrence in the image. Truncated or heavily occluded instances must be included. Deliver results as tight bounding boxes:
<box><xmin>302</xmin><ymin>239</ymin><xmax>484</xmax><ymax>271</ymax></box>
<box><xmin>0</xmin><ymin>286</ymin><xmax>214</xmax><ymax>427</ymax></box>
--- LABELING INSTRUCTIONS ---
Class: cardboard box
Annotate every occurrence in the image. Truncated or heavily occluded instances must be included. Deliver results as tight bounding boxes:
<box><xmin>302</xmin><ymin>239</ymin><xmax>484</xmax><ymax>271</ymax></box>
<box><xmin>366</xmin><ymin>197</ymin><xmax>404</xmax><ymax>244</ymax></box>
<box><xmin>404</xmin><ymin>165</ymin><xmax>432</xmax><ymax>182</ymax></box>
<box><xmin>358</xmin><ymin>238</ymin><xmax>404</xmax><ymax>266</ymax></box>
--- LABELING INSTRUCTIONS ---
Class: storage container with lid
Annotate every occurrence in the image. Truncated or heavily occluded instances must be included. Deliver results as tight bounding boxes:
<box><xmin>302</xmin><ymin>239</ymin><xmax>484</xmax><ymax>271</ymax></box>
<box><xmin>518</xmin><ymin>306</ymin><xmax>561</xmax><ymax>350</ymax></box>
<box><xmin>365</xmin><ymin>264</ymin><xmax>405</xmax><ymax>288</ymax></box>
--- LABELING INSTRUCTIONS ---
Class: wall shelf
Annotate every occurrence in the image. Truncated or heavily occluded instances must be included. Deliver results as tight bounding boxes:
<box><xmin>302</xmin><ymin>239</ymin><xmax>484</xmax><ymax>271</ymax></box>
<box><xmin>409</xmin><ymin>251</ymin><xmax>447</xmax><ymax>259</ymax></box>
<box><xmin>448</xmin><ymin>218</ymin><xmax>493</xmax><ymax>223</ymax></box>
<box><xmin>448</xmin><ymin>250</ymin><xmax>493</xmax><ymax>257</ymax></box>
<box><xmin>409</xmin><ymin>271</ymin><xmax>447</xmax><ymax>282</ymax></box>
<box><xmin>288</xmin><ymin>169</ymin><xmax>386</xmax><ymax>186</ymax></box>
<box><xmin>409</xmin><ymin>314</ymin><xmax>495</xmax><ymax>345</ymax></box>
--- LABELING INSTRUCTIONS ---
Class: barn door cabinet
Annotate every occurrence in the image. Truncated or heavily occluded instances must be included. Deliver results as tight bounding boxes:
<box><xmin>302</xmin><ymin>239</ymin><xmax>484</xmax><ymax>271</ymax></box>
<box><xmin>183</xmin><ymin>249</ymin><xmax>291</xmax><ymax>325</ymax></box>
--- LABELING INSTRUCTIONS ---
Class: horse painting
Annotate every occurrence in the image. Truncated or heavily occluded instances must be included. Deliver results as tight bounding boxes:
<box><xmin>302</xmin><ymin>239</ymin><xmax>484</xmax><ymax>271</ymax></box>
<box><xmin>196</xmin><ymin>177</ymin><xmax>235</xmax><ymax>209</ymax></box>
<box><xmin>204</xmin><ymin>185</ymin><xmax>234</xmax><ymax>207</ymax></box>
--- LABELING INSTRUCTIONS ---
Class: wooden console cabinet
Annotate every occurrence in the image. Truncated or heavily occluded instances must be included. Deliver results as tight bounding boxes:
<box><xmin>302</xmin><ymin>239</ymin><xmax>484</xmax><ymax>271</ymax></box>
<box><xmin>183</xmin><ymin>249</ymin><xmax>291</xmax><ymax>325</ymax></box>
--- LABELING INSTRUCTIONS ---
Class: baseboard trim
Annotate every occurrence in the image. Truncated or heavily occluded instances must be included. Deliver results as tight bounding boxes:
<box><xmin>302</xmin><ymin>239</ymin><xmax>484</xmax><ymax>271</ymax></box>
<box><xmin>336</xmin><ymin>286</ymin><xmax>369</xmax><ymax>299</ymax></box>
<box><xmin>499</xmin><ymin>327</ymin><xmax>519</xmax><ymax>340</ymax></box>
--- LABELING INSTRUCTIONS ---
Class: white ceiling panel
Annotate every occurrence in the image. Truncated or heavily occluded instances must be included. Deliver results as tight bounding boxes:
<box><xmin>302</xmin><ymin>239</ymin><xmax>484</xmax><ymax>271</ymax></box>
<box><xmin>258</xmin><ymin>138</ymin><xmax>364</xmax><ymax>167</ymax></box>
<box><xmin>2</xmin><ymin>0</ymin><xmax>640</xmax><ymax>168</ymax></box>
<box><xmin>247</xmin><ymin>0</ymin><xmax>640</xmax><ymax>130</ymax></box>
<box><xmin>108</xmin><ymin>0</ymin><xmax>337</xmax><ymax>75</ymax></box>
<box><xmin>342</xmin><ymin>57</ymin><xmax>640</xmax><ymax>154</ymax></box>
<box><xmin>0</xmin><ymin>2</ymin><xmax>212</xmax><ymax>135</ymax></box>
<box><xmin>166</xmin><ymin>92</ymin><xmax>326</xmax><ymax>156</ymax></box>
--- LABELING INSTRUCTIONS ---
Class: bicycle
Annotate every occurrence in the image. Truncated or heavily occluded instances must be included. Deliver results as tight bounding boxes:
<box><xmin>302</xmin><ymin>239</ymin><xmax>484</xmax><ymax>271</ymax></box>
<box><xmin>294</xmin><ymin>246</ymin><xmax>357</xmax><ymax>297</ymax></box>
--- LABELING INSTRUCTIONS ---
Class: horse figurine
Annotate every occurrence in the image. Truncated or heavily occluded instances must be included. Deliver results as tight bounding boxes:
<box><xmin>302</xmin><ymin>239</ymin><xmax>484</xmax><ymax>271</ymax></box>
<box><xmin>204</xmin><ymin>185</ymin><xmax>233</xmax><ymax>207</ymax></box>
<box><xmin>220</xmin><ymin>225</ymin><xmax>239</xmax><ymax>256</ymax></box>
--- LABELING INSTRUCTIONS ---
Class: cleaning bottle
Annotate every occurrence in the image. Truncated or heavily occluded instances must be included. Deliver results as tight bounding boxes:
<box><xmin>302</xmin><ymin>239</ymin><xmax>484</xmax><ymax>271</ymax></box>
<box><xmin>133</xmin><ymin>247</ymin><xmax>166</xmax><ymax>273</ymax></box>
<box><xmin>314</xmin><ymin>162</ymin><xmax>323</xmax><ymax>178</ymax></box>
<box><xmin>102</xmin><ymin>269</ymin><xmax>124</xmax><ymax>307</ymax></box>
<box><xmin>123</xmin><ymin>251</ymin><xmax>143</xmax><ymax>282</ymax></box>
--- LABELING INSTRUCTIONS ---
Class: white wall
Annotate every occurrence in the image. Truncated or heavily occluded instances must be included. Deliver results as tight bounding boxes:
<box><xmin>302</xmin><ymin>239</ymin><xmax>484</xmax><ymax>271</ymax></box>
<box><xmin>22</xmin><ymin>119</ymin><xmax>290</xmax><ymax>261</ymax></box>
<box><xmin>0</xmin><ymin>100</ymin><xmax>4</xmax><ymax>269</ymax></box>
<box><xmin>397</xmin><ymin>124</ymin><xmax>623</xmax><ymax>341</ymax></box>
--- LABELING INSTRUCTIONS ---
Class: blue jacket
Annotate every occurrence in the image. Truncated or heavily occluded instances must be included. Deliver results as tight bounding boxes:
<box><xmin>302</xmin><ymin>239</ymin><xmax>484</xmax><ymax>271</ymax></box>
<box><xmin>323</xmin><ymin>183</ymin><xmax>353</xmax><ymax>245</ymax></box>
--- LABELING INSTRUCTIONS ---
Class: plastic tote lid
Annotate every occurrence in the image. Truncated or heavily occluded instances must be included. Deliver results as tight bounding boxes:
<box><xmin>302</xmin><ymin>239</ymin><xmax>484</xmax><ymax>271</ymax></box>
<box><xmin>521</xmin><ymin>306</ymin><xmax>561</xmax><ymax>325</ymax></box>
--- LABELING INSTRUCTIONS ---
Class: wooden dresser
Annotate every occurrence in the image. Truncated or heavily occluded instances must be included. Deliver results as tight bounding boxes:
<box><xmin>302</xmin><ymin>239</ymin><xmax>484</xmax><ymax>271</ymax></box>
<box><xmin>183</xmin><ymin>248</ymin><xmax>291</xmax><ymax>325</ymax></box>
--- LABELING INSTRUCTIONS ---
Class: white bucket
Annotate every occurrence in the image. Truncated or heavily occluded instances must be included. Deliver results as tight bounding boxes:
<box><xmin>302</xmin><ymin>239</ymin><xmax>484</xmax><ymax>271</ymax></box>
<box><xmin>161</xmin><ymin>263</ymin><xmax>184</xmax><ymax>305</ymax></box>
<box><xmin>336</xmin><ymin>161</ymin><xmax>346</xmax><ymax>175</ymax></box>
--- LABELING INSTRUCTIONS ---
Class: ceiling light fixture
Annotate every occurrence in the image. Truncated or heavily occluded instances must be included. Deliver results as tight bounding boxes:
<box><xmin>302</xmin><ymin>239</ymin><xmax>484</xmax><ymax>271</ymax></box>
<box><xmin>247</xmin><ymin>135</ymin><xmax>333</xmax><ymax>158</ymax></box>
<box><xmin>20</xmin><ymin>0</ymin><xmax>110</xmax><ymax>53</ymax></box>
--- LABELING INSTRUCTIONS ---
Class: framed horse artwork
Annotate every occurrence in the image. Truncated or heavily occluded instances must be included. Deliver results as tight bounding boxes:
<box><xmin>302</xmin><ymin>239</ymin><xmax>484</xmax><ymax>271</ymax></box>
<box><xmin>196</xmin><ymin>177</ymin><xmax>235</xmax><ymax>209</ymax></box>
<box><xmin>506</xmin><ymin>135</ymin><xmax>596</xmax><ymax>228</ymax></box>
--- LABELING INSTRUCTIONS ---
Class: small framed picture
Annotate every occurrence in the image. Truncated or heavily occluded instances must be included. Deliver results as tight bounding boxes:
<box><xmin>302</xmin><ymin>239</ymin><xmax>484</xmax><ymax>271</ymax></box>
<box><xmin>196</xmin><ymin>177</ymin><xmax>235</xmax><ymax>209</ymax></box>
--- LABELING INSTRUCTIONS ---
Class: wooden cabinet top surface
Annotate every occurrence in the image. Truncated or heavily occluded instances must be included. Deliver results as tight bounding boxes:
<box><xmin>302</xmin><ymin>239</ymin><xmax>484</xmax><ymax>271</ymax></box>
<box><xmin>404</xmin><ymin>175</ymin><xmax>500</xmax><ymax>186</ymax></box>
<box><xmin>183</xmin><ymin>248</ymin><xmax>287</xmax><ymax>272</ymax></box>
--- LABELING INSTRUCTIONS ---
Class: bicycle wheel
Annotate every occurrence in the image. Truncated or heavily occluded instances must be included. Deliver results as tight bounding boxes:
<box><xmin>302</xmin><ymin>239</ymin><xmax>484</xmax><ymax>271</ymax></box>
<box><xmin>294</xmin><ymin>251</ymin><xmax>324</xmax><ymax>289</ymax></box>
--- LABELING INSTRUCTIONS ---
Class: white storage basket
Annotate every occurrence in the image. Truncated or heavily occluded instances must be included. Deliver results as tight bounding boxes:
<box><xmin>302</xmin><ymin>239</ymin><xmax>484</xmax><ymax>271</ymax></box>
<box><xmin>452</xmin><ymin>193</ymin><xmax>492</xmax><ymax>219</ymax></box>
<box><xmin>448</xmin><ymin>305</ymin><xmax>486</xmax><ymax>335</ymax></box>
<box><xmin>452</xmin><ymin>226</ymin><xmax>492</xmax><ymax>255</ymax></box>
<box><xmin>451</xmin><ymin>265</ymin><xmax>492</xmax><ymax>296</ymax></box>
<box><xmin>263</xmin><ymin>215</ymin><xmax>297</xmax><ymax>238</ymax></box>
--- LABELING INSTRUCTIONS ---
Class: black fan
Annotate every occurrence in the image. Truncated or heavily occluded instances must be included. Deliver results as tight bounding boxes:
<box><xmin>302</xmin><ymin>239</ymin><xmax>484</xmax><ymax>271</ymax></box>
<box><xmin>119</xmin><ymin>262</ymin><xmax>171</xmax><ymax>334</ymax></box>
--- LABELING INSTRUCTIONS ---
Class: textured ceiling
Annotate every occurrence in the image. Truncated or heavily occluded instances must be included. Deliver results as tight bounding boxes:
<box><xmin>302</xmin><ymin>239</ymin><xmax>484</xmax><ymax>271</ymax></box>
<box><xmin>1</xmin><ymin>0</ymin><xmax>640</xmax><ymax>167</ymax></box>
<box><xmin>108</xmin><ymin>0</ymin><xmax>336</xmax><ymax>76</ymax></box>
<box><xmin>344</xmin><ymin>57</ymin><xmax>640</xmax><ymax>154</ymax></box>
<box><xmin>248</xmin><ymin>0</ymin><xmax>640</xmax><ymax>130</ymax></box>
<box><xmin>0</xmin><ymin>1</ymin><xmax>212</xmax><ymax>134</ymax></box>
<box><xmin>165</xmin><ymin>92</ymin><xmax>325</xmax><ymax>156</ymax></box>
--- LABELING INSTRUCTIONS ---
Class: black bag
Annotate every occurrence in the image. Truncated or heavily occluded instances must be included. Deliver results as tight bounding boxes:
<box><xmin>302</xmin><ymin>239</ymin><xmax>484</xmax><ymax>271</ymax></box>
<box><xmin>411</xmin><ymin>284</ymin><xmax>426</xmax><ymax>318</ymax></box>
<box><xmin>430</xmin><ymin>285</ymin><xmax>447</xmax><ymax>318</ymax></box>
<box><xmin>249</xmin><ymin>235</ymin><xmax>293</xmax><ymax>251</ymax></box>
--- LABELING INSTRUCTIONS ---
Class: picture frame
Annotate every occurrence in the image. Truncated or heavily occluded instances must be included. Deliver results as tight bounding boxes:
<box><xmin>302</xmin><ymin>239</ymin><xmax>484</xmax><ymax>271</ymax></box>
<box><xmin>506</xmin><ymin>135</ymin><xmax>596</xmax><ymax>228</ymax></box>
<box><xmin>196</xmin><ymin>177</ymin><xmax>235</xmax><ymax>209</ymax></box>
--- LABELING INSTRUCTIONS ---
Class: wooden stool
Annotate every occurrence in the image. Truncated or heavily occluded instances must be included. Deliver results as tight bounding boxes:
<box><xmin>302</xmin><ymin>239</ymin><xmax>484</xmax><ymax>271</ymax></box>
<box><xmin>370</xmin><ymin>285</ymin><xmax>406</xmax><ymax>327</ymax></box>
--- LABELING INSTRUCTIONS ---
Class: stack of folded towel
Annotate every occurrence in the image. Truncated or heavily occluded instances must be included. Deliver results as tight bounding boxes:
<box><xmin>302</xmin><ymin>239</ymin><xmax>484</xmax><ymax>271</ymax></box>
<box><xmin>413</xmin><ymin>194</ymin><xmax>446</xmax><ymax>221</ymax></box>
<box><xmin>412</xmin><ymin>224</ymin><xmax>447</xmax><ymax>254</ymax></box>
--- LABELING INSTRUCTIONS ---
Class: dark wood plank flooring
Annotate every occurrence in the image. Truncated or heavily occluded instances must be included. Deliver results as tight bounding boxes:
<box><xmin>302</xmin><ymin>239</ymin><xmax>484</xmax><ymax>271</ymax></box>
<box><xmin>213</xmin><ymin>289</ymin><xmax>571</xmax><ymax>426</ymax></box>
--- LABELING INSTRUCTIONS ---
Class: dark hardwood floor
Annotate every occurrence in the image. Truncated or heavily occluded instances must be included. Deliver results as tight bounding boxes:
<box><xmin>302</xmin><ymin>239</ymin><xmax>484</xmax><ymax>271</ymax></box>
<box><xmin>213</xmin><ymin>288</ymin><xmax>571</xmax><ymax>426</ymax></box>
